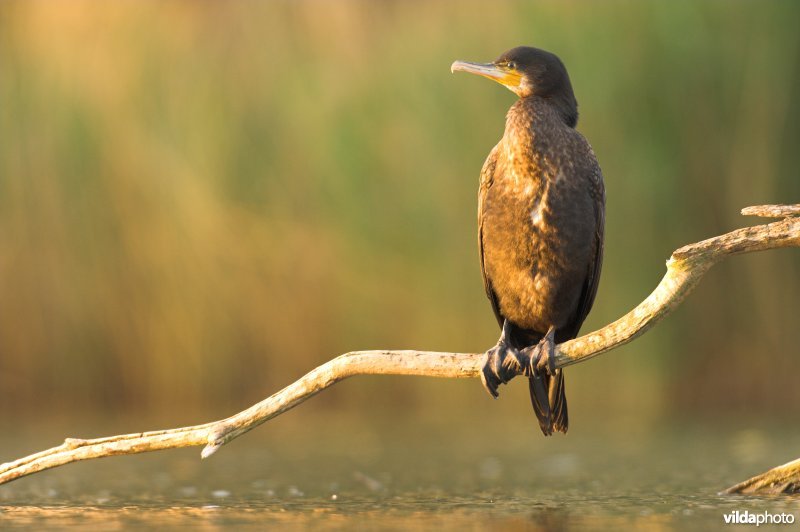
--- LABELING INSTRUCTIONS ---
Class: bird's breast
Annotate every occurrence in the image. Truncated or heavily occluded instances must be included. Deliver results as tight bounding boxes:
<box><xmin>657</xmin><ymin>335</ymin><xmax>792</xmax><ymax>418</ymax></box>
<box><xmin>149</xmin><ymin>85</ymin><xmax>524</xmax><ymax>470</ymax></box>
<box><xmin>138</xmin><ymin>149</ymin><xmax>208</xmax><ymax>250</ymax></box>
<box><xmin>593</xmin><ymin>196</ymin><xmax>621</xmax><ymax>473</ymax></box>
<box><xmin>482</xmin><ymin>154</ymin><xmax>595</xmax><ymax>333</ymax></box>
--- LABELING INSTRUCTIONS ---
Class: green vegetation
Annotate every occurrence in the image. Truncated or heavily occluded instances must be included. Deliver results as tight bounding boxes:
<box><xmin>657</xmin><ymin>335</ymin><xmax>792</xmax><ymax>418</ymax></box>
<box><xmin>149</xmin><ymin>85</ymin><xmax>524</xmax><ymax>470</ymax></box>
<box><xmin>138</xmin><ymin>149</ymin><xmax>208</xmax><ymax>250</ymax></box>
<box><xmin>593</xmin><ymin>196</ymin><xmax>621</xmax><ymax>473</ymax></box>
<box><xmin>1</xmin><ymin>1</ymin><xmax>798</xmax><ymax>424</ymax></box>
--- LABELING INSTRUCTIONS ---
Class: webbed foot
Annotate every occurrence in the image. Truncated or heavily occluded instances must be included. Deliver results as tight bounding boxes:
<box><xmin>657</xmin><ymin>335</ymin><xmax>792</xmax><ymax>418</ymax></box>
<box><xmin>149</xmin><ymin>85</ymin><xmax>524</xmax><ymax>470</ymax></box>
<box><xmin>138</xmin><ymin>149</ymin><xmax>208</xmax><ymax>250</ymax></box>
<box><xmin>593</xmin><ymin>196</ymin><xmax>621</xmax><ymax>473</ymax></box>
<box><xmin>480</xmin><ymin>321</ymin><xmax>527</xmax><ymax>398</ymax></box>
<box><xmin>523</xmin><ymin>325</ymin><xmax>557</xmax><ymax>378</ymax></box>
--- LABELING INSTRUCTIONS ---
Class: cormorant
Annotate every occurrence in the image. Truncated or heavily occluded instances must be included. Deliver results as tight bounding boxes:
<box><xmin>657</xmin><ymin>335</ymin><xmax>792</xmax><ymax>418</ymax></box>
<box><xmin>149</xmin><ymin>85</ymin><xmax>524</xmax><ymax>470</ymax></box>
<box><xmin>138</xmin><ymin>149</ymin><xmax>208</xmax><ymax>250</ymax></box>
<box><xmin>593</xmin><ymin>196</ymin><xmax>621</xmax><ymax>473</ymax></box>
<box><xmin>451</xmin><ymin>47</ymin><xmax>605</xmax><ymax>436</ymax></box>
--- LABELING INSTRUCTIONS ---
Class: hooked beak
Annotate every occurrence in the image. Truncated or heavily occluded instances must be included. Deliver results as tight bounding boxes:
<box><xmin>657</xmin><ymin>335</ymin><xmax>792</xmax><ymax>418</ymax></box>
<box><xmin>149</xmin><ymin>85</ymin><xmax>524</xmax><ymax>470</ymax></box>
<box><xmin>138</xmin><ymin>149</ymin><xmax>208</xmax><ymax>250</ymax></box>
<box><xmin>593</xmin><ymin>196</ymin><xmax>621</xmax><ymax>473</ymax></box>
<box><xmin>450</xmin><ymin>60</ymin><xmax>523</xmax><ymax>93</ymax></box>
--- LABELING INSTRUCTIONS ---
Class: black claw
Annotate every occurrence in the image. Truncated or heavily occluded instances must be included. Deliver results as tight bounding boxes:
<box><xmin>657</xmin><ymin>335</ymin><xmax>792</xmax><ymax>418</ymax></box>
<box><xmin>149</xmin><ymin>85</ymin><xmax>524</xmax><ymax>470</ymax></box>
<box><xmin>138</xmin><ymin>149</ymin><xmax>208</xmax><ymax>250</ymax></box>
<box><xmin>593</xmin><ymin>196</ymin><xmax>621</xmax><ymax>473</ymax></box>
<box><xmin>480</xmin><ymin>337</ymin><xmax>526</xmax><ymax>398</ymax></box>
<box><xmin>480</xmin><ymin>366</ymin><xmax>500</xmax><ymax>399</ymax></box>
<box><xmin>490</xmin><ymin>347</ymin><xmax>506</xmax><ymax>381</ymax></box>
<box><xmin>529</xmin><ymin>326</ymin><xmax>557</xmax><ymax>377</ymax></box>
<box><xmin>501</xmin><ymin>349</ymin><xmax>523</xmax><ymax>375</ymax></box>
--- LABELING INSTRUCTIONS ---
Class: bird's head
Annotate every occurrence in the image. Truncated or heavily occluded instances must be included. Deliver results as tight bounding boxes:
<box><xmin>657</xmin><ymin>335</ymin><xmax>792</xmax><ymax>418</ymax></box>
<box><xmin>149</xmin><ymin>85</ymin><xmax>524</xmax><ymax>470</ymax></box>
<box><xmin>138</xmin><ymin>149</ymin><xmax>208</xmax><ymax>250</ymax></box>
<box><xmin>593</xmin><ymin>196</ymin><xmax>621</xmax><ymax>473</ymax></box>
<box><xmin>451</xmin><ymin>46</ymin><xmax>578</xmax><ymax>127</ymax></box>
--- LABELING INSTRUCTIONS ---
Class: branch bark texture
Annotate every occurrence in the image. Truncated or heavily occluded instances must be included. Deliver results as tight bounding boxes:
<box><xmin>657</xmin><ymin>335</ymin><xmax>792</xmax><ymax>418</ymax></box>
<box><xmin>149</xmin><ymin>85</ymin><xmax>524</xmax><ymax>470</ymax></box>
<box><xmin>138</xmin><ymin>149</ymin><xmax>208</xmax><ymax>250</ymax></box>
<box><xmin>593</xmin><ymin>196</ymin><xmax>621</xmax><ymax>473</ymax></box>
<box><xmin>724</xmin><ymin>457</ymin><xmax>800</xmax><ymax>495</ymax></box>
<box><xmin>1</xmin><ymin>205</ymin><xmax>798</xmax><ymax>490</ymax></box>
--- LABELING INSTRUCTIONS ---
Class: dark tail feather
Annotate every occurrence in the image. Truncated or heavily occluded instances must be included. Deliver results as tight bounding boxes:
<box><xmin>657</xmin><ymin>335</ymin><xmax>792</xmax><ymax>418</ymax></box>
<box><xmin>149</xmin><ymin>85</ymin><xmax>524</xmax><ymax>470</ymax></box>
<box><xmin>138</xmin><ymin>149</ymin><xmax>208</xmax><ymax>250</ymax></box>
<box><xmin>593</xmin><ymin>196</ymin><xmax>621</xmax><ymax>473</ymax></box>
<box><xmin>528</xmin><ymin>370</ymin><xmax>568</xmax><ymax>436</ymax></box>
<box><xmin>528</xmin><ymin>374</ymin><xmax>553</xmax><ymax>436</ymax></box>
<box><xmin>550</xmin><ymin>369</ymin><xmax>568</xmax><ymax>433</ymax></box>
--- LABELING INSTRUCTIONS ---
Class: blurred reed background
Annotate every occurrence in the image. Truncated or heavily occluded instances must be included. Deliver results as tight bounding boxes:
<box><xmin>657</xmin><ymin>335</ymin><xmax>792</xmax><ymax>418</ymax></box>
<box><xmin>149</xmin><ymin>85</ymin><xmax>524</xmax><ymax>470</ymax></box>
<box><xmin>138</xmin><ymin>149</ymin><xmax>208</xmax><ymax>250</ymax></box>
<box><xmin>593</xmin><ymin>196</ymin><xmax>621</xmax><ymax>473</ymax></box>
<box><xmin>1</xmin><ymin>1</ymin><xmax>798</xmax><ymax>431</ymax></box>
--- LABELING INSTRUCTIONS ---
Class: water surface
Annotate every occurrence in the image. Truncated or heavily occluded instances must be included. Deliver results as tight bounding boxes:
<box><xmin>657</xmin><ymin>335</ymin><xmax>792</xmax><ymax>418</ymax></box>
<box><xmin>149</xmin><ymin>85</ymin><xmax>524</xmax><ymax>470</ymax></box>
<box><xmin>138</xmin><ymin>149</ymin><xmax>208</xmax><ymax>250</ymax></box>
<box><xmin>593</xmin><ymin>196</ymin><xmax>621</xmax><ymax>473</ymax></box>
<box><xmin>1</xmin><ymin>421</ymin><xmax>798</xmax><ymax>530</ymax></box>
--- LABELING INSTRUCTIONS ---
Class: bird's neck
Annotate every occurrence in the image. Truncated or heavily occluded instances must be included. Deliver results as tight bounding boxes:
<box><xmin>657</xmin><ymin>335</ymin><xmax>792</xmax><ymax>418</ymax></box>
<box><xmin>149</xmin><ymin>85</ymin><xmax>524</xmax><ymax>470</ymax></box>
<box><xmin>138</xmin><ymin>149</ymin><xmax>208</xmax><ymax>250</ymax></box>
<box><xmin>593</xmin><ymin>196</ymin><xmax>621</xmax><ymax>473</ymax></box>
<box><xmin>501</xmin><ymin>98</ymin><xmax>577</xmax><ymax>180</ymax></box>
<box><xmin>504</xmin><ymin>98</ymin><xmax>575</xmax><ymax>152</ymax></box>
<box><xmin>507</xmin><ymin>96</ymin><xmax>577</xmax><ymax>133</ymax></box>
<box><xmin>503</xmin><ymin>98</ymin><xmax>550</xmax><ymax>148</ymax></box>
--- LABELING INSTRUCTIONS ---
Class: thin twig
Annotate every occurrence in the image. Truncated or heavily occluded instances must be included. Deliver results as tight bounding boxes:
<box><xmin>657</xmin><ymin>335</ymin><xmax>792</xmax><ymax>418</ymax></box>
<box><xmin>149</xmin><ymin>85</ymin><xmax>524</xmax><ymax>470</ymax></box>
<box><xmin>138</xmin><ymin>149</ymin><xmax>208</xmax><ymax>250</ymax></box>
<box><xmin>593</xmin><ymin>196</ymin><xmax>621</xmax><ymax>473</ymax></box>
<box><xmin>1</xmin><ymin>205</ymin><xmax>798</xmax><ymax>487</ymax></box>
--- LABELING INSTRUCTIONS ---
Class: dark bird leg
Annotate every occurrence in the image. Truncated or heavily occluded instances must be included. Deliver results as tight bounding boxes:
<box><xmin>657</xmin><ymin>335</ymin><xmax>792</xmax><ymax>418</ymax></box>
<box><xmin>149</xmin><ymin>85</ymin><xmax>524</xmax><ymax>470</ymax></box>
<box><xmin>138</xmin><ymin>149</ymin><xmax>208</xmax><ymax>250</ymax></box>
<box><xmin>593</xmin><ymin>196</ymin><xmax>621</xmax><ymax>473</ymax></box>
<box><xmin>480</xmin><ymin>320</ymin><xmax>527</xmax><ymax>398</ymax></box>
<box><xmin>526</xmin><ymin>325</ymin><xmax>557</xmax><ymax>377</ymax></box>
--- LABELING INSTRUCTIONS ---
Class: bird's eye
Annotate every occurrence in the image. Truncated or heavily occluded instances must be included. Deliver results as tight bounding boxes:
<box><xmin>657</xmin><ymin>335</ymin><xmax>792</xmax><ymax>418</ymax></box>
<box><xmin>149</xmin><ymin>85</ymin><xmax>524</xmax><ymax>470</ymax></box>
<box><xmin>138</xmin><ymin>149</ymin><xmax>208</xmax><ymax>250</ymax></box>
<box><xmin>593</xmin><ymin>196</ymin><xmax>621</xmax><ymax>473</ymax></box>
<box><xmin>507</xmin><ymin>61</ymin><xmax>516</xmax><ymax>70</ymax></box>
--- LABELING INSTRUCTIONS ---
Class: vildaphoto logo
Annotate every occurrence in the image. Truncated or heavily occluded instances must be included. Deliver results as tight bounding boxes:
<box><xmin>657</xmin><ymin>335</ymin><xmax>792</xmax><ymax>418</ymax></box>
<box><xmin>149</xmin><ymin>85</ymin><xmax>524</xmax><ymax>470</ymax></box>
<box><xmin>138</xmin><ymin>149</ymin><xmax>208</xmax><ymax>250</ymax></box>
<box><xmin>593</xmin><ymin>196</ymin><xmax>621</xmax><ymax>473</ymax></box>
<box><xmin>723</xmin><ymin>510</ymin><xmax>795</xmax><ymax>526</ymax></box>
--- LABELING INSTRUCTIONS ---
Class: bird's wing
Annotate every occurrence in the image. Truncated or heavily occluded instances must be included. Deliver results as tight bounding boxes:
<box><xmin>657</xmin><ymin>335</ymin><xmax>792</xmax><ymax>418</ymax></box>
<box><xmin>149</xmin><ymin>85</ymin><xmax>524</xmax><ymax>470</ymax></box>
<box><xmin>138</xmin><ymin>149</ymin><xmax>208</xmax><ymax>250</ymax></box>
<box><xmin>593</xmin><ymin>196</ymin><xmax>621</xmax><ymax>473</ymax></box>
<box><xmin>478</xmin><ymin>143</ymin><xmax>504</xmax><ymax>329</ymax></box>
<box><xmin>542</xmin><ymin>162</ymin><xmax>604</xmax><ymax>436</ymax></box>
<box><xmin>569</xmin><ymin>164</ymin><xmax>605</xmax><ymax>336</ymax></box>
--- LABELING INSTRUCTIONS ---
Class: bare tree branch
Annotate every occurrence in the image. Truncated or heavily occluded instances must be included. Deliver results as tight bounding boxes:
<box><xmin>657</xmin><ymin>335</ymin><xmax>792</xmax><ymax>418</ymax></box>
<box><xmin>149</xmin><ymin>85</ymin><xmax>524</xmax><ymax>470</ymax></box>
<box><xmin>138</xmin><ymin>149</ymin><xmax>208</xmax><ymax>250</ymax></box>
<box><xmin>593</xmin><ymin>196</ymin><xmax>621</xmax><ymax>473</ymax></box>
<box><xmin>1</xmin><ymin>205</ymin><xmax>798</xmax><ymax>489</ymax></box>
<box><xmin>741</xmin><ymin>204</ymin><xmax>800</xmax><ymax>218</ymax></box>
<box><xmin>724</xmin><ymin>457</ymin><xmax>800</xmax><ymax>495</ymax></box>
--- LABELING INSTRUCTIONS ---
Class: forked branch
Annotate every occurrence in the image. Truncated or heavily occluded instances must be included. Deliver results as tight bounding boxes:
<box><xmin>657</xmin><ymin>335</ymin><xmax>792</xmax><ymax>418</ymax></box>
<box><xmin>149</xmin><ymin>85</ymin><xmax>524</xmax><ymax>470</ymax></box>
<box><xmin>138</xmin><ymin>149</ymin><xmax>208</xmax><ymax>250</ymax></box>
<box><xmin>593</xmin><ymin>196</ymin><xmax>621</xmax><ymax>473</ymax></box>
<box><xmin>1</xmin><ymin>204</ymin><xmax>799</xmax><ymax>490</ymax></box>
